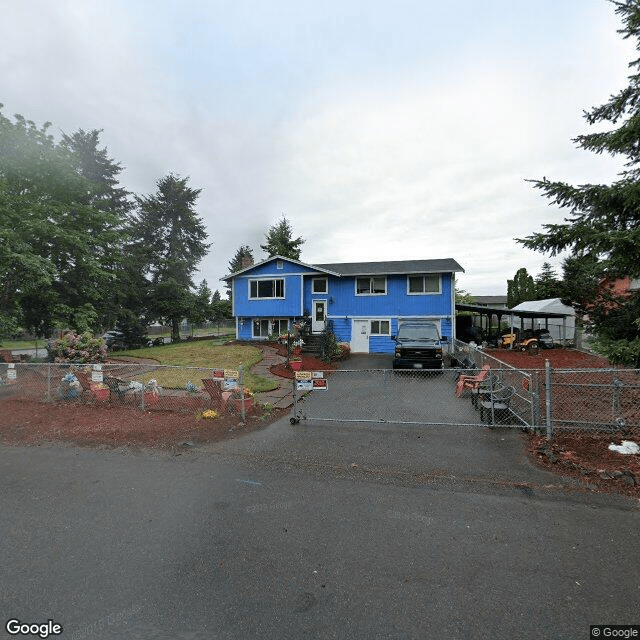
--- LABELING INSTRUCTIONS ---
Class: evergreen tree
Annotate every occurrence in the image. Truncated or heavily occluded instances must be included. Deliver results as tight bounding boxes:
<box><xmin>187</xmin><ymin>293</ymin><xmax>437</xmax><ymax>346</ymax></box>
<box><xmin>131</xmin><ymin>174</ymin><xmax>210</xmax><ymax>342</ymax></box>
<box><xmin>191</xmin><ymin>279</ymin><xmax>213</xmax><ymax>326</ymax></box>
<box><xmin>260</xmin><ymin>216</ymin><xmax>304</xmax><ymax>260</ymax></box>
<box><xmin>507</xmin><ymin>268</ymin><xmax>536</xmax><ymax>308</ymax></box>
<box><xmin>226</xmin><ymin>245</ymin><xmax>253</xmax><ymax>302</ymax></box>
<box><xmin>518</xmin><ymin>1</ymin><xmax>640</xmax><ymax>363</ymax></box>
<box><xmin>535</xmin><ymin>262</ymin><xmax>562</xmax><ymax>300</ymax></box>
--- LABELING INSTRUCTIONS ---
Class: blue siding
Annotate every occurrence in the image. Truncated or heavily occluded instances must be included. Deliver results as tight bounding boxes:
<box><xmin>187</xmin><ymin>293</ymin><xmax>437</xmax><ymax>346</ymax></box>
<box><xmin>329</xmin><ymin>317</ymin><xmax>351</xmax><ymax>343</ymax></box>
<box><xmin>369</xmin><ymin>335</ymin><xmax>395</xmax><ymax>353</ymax></box>
<box><xmin>324</xmin><ymin>273</ymin><xmax>453</xmax><ymax>317</ymax></box>
<box><xmin>237</xmin><ymin>319</ymin><xmax>253</xmax><ymax>340</ymax></box>
<box><xmin>231</xmin><ymin>258</ymin><xmax>458</xmax><ymax>352</ymax></box>
<box><xmin>233</xmin><ymin>258</ymin><xmax>324</xmax><ymax>319</ymax></box>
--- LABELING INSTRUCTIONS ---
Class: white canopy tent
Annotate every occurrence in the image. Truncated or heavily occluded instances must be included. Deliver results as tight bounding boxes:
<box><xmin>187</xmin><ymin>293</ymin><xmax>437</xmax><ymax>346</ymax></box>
<box><xmin>510</xmin><ymin>298</ymin><xmax>575</xmax><ymax>343</ymax></box>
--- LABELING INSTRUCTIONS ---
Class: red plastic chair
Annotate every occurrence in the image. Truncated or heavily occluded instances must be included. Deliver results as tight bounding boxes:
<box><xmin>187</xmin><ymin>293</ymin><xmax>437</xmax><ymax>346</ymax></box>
<box><xmin>455</xmin><ymin>364</ymin><xmax>491</xmax><ymax>397</ymax></box>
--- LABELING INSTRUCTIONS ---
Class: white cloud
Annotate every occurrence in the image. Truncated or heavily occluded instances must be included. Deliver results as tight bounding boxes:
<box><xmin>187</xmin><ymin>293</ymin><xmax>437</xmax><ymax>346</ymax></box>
<box><xmin>1</xmin><ymin>0</ymin><xmax>636</xmax><ymax>297</ymax></box>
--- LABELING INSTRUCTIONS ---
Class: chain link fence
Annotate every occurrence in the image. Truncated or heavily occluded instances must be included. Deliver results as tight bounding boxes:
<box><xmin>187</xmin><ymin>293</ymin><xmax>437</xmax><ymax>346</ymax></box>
<box><xmin>2</xmin><ymin>349</ymin><xmax>639</xmax><ymax>437</ymax></box>
<box><xmin>290</xmin><ymin>366</ymin><xmax>535</xmax><ymax>429</ymax></box>
<box><xmin>0</xmin><ymin>362</ymin><xmax>254</xmax><ymax>418</ymax></box>
<box><xmin>290</xmin><ymin>341</ymin><xmax>640</xmax><ymax>435</ymax></box>
<box><xmin>544</xmin><ymin>367</ymin><xmax>640</xmax><ymax>432</ymax></box>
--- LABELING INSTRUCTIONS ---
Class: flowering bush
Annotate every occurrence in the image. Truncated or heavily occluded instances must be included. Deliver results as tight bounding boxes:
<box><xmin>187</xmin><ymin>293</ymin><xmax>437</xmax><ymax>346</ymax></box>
<box><xmin>47</xmin><ymin>331</ymin><xmax>108</xmax><ymax>364</ymax></box>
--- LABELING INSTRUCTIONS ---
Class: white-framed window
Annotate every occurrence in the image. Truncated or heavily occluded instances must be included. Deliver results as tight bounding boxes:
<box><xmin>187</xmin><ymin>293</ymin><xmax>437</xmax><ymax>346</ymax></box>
<box><xmin>356</xmin><ymin>276</ymin><xmax>386</xmax><ymax>295</ymax></box>
<box><xmin>252</xmin><ymin>318</ymin><xmax>289</xmax><ymax>338</ymax></box>
<box><xmin>249</xmin><ymin>278</ymin><xmax>285</xmax><ymax>299</ymax></box>
<box><xmin>407</xmin><ymin>274</ymin><xmax>441</xmax><ymax>294</ymax></box>
<box><xmin>276</xmin><ymin>260</ymin><xmax>284</xmax><ymax>269</ymax></box>
<box><xmin>312</xmin><ymin>277</ymin><xmax>328</xmax><ymax>294</ymax></box>
<box><xmin>271</xmin><ymin>318</ymin><xmax>289</xmax><ymax>335</ymax></box>
<box><xmin>370</xmin><ymin>319</ymin><xmax>390</xmax><ymax>335</ymax></box>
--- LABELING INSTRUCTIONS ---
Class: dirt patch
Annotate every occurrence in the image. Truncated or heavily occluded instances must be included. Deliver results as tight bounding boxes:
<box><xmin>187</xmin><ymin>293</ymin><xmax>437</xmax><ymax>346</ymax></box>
<box><xmin>0</xmin><ymin>397</ymin><xmax>286</xmax><ymax>451</ymax></box>
<box><xmin>525</xmin><ymin>429</ymin><xmax>640</xmax><ymax>498</ymax></box>
<box><xmin>483</xmin><ymin>347</ymin><xmax>640</xmax><ymax>497</ymax></box>
<box><xmin>485</xmin><ymin>347</ymin><xmax>610</xmax><ymax>369</ymax></box>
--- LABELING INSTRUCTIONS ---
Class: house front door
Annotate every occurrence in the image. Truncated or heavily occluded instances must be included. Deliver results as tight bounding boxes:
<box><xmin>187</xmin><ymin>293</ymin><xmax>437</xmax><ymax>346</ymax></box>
<box><xmin>351</xmin><ymin>319</ymin><xmax>370</xmax><ymax>353</ymax></box>
<box><xmin>312</xmin><ymin>300</ymin><xmax>327</xmax><ymax>333</ymax></box>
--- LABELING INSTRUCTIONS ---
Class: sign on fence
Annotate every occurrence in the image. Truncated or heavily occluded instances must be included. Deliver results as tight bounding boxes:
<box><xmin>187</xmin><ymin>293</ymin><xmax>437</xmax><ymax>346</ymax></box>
<box><xmin>295</xmin><ymin>370</ymin><xmax>327</xmax><ymax>391</ymax></box>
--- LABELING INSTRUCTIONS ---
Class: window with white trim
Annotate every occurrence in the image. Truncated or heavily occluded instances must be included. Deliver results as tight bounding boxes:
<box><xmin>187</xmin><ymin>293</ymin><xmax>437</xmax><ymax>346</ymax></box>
<box><xmin>312</xmin><ymin>277</ymin><xmax>328</xmax><ymax>294</ymax></box>
<box><xmin>370</xmin><ymin>320</ymin><xmax>390</xmax><ymax>335</ymax></box>
<box><xmin>356</xmin><ymin>276</ymin><xmax>386</xmax><ymax>295</ymax></box>
<box><xmin>249</xmin><ymin>278</ymin><xmax>285</xmax><ymax>299</ymax></box>
<box><xmin>408</xmin><ymin>274</ymin><xmax>441</xmax><ymax>294</ymax></box>
<box><xmin>252</xmin><ymin>318</ymin><xmax>289</xmax><ymax>338</ymax></box>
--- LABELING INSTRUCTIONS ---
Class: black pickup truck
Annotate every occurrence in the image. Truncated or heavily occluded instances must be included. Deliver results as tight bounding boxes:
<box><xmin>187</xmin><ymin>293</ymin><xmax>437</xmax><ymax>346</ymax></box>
<box><xmin>392</xmin><ymin>321</ymin><xmax>446</xmax><ymax>370</ymax></box>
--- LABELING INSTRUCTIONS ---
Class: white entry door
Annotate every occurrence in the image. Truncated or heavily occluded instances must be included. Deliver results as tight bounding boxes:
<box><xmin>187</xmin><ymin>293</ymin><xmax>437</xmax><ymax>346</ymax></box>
<box><xmin>351</xmin><ymin>319</ymin><xmax>370</xmax><ymax>353</ymax></box>
<box><xmin>312</xmin><ymin>300</ymin><xmax>327</xmax><ymax>333</ymax></box>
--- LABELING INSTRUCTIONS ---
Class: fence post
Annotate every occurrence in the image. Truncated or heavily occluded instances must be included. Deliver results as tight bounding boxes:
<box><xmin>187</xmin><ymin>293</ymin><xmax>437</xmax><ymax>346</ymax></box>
<box><xmin>545</xmin><ymin>359</ymin><xmax>553</xmax><ymax>440</ymax></box>
<box><xmin>239</xmin><ymin>365</ymin><xmax>245</xmax><ymax>421</ymax></box>
<box><xmin>530</xmin><ymin>372</ymin><xmax>541</xmax><ymax>428</ymax></box>
<box><xmin>383</xmin><ymin>369</ymin><xmax>389</xmax><ymax>423</ymax></box>
<box><xmin>47</xmin><ymin>363</ymin><xmax>52</xmax><ymax>403</ymax></box>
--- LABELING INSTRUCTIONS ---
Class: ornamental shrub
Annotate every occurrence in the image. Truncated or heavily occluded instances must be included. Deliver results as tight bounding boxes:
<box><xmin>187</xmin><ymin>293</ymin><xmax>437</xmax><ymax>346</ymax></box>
<box><xmin>46</xmin><ymin>331</ymin><xmax>108</xmax><ymax>363</ymax></box>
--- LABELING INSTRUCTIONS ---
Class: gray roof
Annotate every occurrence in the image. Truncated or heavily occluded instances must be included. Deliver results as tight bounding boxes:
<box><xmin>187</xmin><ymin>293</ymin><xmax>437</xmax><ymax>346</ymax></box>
<box><xmin>472</xmin><ymin>295</ymin><xmax>508</xmax><ymax>306</ymax></box>
<box><xmin>312</xmin><ymin>258</ymin><xmax>464</xmax><ymax>276</ymax></box>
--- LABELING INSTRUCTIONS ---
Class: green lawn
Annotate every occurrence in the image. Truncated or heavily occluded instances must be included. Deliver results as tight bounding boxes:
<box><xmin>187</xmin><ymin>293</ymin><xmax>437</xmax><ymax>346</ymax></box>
<box><xmin>113</xmin><ymin>338</ymin><xmax>278</xmax><ymax>393</ymax></box>
<box><xmin>0</xmin><ymin>339</ymin><xmax>48</xmax><ymax>350</ymax></box>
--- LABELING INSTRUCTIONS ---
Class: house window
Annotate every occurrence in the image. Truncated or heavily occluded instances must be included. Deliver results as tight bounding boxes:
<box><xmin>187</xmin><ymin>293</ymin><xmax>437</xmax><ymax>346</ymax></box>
<box><xmin>408</xmin><ymin>274</ymin><xmax>441</xmax><ymax>294</ymax></box>
<box><xmin>252</xmin><ymin>318</ymin><xmax>289</xmax><ymax>338</ymax></box>
<box><xmin>312</xmin><ymin>278</ymin><xmax>328</xmax><ymax>294</ymax></box>
<box><xmin>252</xmin><ymin>319</ymin><xmax>270</xmax><ymax>338</ymax></box>
<box><xmin>249</xmin><ymin>278</ymin><xmax>285</xmax><ymax>299</ymax></box>
<box><xmin>356</xmin><ymin>276</ymin><xmax>386</xmax><ymax>295</ymax></box>
<box><xmin>271</xmin><ymin>318</ymin><xmax>289</xmax><ymax>335</ymax></box>
<box><xmin>276</xmin><ymin>260</ymin><xmax>283</xmax><ymax>269</ymax></box>
<box><xmin>370</xmin><ymin>320</ymin><xmax>390</xmax><ymax>335</ymax></box>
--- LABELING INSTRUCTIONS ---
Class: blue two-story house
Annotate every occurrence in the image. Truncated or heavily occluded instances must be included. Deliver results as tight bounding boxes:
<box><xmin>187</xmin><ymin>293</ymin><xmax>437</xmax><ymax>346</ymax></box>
<box><xmin>223</xmin><ymin>256</ymin><xmax>464</xmax><ymax>353</ymax></box>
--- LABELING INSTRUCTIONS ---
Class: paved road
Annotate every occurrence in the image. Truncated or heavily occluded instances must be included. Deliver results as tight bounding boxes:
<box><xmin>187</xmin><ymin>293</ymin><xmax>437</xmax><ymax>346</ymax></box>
<box><xmin>1</xmin><ymin>416</ymin><xmax>638</xmax><ymax>640</ymax></box>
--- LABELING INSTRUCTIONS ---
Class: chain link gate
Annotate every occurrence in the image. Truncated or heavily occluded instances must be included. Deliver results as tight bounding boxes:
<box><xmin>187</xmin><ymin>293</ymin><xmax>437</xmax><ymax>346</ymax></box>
<box><xmin>290</xmin><ymin>367</ymin><xmax>536</xmax><ymax>429</ymax></box>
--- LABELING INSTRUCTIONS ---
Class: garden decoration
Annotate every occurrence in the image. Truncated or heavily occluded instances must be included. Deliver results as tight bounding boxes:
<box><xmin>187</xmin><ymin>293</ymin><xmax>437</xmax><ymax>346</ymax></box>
<box><xmin>186</xmin><ymin>381</ymin><xmax>200</xmax><ymax>395</ymax></box>
<box><xmin>289</xmin><ymin>344</ymin><xmax>303</xmax><ymax>370</ymax></box>
<box><xmin>231</xmin><ymin>387</ymin><xmax>254</xmax><ymax>413</ymax></box>
<box><xmin>90</xmin><ymin>382</ymin><xmax>110</xmax><ymax>401</ymax></box>
<box><xmin>58</xmin><ymin>373</ymin><xmax>81</xmax><ymax>400</ymax></box>
<box><xmin>145</xmin><ymin>379</ymin><xmax>161</xmax><ymax>404</ymax></box>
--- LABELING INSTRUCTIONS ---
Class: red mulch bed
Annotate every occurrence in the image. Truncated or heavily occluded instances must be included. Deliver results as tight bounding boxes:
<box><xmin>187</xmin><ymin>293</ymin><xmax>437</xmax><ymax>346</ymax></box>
<box><xmin>0</xmin><ymin>397</ymin><xmax>286</xmax><ymax>451</ymax></box>
<box><xmin>483</xmin><ymin>347</ymin><xmax>640</xmax><ymax>497</ymax></box>
<box><xmin>526</xmin><ymin>429</ymin><xmax>640</xmax><ymax>498</ymax></box>
<box><xmin>485</xmin><ymin>347</ymin><xmax>610</xmax><ymax>369</ymax></box>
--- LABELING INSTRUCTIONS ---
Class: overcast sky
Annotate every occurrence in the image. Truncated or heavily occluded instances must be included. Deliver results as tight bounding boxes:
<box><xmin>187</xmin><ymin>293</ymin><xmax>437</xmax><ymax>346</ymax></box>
<box><xmin>1</xmin><ymin>0</ymin><xmax>635</xmax><ymax>296</ymax></box>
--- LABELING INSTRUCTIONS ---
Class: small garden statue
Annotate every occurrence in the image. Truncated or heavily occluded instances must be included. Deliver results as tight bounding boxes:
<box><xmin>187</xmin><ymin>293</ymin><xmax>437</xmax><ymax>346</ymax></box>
<box><xmin>58</xmin><ymin>372</ymin><xmax>81</xmax><ymax>400</ymax></box>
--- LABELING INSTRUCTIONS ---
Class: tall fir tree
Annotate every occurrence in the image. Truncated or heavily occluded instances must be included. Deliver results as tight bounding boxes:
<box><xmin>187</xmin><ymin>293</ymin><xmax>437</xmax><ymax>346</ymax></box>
<box><xmin>518</xmin><ymin>1</ymin><xmax>640</xmax><ymax>363</ymax></box>
<box><xmin>131</xmin><ymin>174</ymin><xmax>210</xmax><ymax>342</ymax></box>
<box><xmin>534</xmin><ymin>262</ymin><xmax>561</xmax><ymax>300</ymax></box>
<box><xmin>226</xmin><ymin>245</ymin><xmax>253</xmax><ymax>303</ymax></box>
<box><xmin>260</xmin><ymin>216</ymin><xmax>304</xmax><ymax>260</ymax></box>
